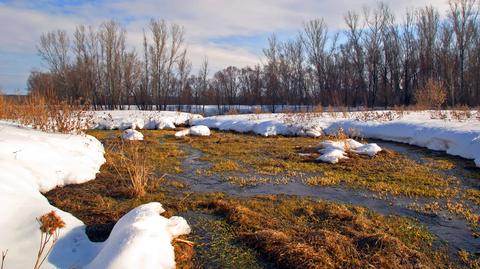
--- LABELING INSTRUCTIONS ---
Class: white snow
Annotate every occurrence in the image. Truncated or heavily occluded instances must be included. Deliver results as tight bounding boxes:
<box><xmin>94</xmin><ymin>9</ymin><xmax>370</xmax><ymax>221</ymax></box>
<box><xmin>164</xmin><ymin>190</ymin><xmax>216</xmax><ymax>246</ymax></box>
<box><xmin>0</xmin><ymin>121</ymin><xmax>105</xmax><ymax>268</ymax></box>
<box><xmin>317</xmin><ymin>139</ymin><xmax>382</xmax><ymax>164</ymax></box>
<box><xmin>92</xmin><ymin>110</ymin><xmax>202</xmax><ymax>130</ymax></box>
<box><xmin>122</xmin><ymin>129</ymin><xmax>144</xmax><ymax>141</ymax></box>
<box><xmin>175</xmin><ymin>125</ymin><xmax>211</xmax><ymax>138</ymax></box>
<box><xmin>189</xmin><ymin>125</ymin><xmax>211</xmax><ymax>136</ymax></box>
<box><xmin>85</xmin><ymin>203</ymin><xmax>190</xmax><ymax>269</ymax></box>
<box><xmin>192</xmin><ymin>111</ymin><xmax>480</xmax><ymax>167</ymax></box>
<box><xmin>0</xmin><ymin>121</ymin><xmax>190</xmax><ymax>269</ymax></box>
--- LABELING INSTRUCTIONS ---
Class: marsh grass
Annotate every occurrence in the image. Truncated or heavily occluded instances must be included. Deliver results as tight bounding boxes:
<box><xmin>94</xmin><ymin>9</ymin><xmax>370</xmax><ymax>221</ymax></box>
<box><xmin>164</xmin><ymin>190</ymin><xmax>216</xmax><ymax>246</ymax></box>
<box><xmin>112</xmin><ymin>140</ymin><xmax>154</xmax><ymax>198</ymax></box>
<box><xmin>44</xmin><ymin>130</ymin><xmax>468</xmax><ymax>268</ymax></box>
<box><xmin>201</xmin><ymin>197</ymin><xmax>450</xmax><ymax>269</ymax></box>
<box><xmin>186</xmin><ymin>131</ymin><xmax>461</xmax><ymax>198</ymax></box>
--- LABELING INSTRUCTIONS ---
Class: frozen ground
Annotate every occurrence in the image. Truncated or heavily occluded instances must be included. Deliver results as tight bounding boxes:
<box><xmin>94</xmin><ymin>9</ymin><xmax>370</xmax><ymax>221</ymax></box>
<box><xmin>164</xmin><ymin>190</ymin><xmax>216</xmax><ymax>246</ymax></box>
<box><xmin>0</xmin><ymin>121</ymin><xmax>189</xmax><ymax>269</ymax></box>
<box><xmin>192</xmin><ymin>111</ymin><xmax>480</xmax><ymax>167</ymax></box>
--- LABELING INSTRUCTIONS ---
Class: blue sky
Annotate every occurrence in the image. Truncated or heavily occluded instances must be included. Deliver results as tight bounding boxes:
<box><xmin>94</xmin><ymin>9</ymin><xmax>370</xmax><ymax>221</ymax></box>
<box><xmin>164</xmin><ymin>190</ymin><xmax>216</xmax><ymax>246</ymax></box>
<box><xmin>0</xmin><ymin>0</ymin><xmax>448</xmax><ymax>93</ymax></box>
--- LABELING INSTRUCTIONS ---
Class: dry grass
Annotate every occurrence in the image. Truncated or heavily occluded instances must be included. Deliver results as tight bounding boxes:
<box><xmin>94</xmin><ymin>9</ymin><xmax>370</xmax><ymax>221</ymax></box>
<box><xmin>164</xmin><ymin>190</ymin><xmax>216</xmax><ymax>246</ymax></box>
<box><xmin>202</xmin><ymin>197</ymin><xmax>450</xmax><ymax>269</ymax></box>
<box><xmin>44</xmin><ymin>130</ymin><xmax>466</xmax><ymax>268</ymax></box>
<box><xmin>354</xmin><ymin>110</ymin><xmax>403</xmax><ymax>122</ymax></box>
<box><xmin>110</xmin><ymin>140</ymin><xmax>154</xmax><ymax>197</ymax></box>
<box><xmin>0</xmin><ymin>93</ymin><xmax>91</xmax><ymax>133</ymax></box>
<box><xmin>225</xmin><ymin>108</ymin><xmax>239</xmax><ymax>115</ymax></box>
<box><xmin>450</xmin><ymin>105</ymin><xmax>473</xmax><ymax>121</ymax></box>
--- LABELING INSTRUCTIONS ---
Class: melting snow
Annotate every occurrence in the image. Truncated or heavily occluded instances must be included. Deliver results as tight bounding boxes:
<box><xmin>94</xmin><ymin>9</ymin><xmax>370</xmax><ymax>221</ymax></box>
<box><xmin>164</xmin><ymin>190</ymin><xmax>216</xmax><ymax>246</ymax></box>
<box><xmin>317</xmin><ymin>139</ymin><xmax>382</xmax><ymax>164</ymax></box>
<box><xmin>122</xmin><ymin>129</ymin><xmax>144</xmax><ymax>141</ymax></box>
<box><xmin>175</xmin><ymin>125</ymin><xmax>211</xmax><ymax>137</ymax></box>
<box><xmin>0</xmin><ymin>121</ymin><xmax>189</xmax><ymax>269</ymax></box>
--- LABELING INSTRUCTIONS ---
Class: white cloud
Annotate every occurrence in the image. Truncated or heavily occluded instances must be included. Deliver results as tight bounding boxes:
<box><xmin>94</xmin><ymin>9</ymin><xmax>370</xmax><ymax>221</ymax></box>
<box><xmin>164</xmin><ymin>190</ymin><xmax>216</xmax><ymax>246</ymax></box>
<box><xmin>0</xmin><ymin>0</ymin><xmax>450</xmax><ymax>92</ymax></box>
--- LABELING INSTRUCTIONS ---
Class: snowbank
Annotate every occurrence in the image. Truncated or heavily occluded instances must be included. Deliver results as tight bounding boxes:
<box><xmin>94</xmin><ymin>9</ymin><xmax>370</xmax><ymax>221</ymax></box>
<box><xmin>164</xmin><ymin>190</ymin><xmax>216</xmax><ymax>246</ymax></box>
<box><xmin>0</xmin><ymin>121</ymin><xmax>105</xmax><ymax>268</ymax></box>
<box><xmin>317</xmin><ymin>139</ymin><xmax>382</xmax><ymax>164</ymax></box>
<box><xmin>85</xmin><ymin>203</ymin><xmax>190</xmax><ymax>269</ymax></box>
<box><xmin>0</xmin><ymin>121</ymin><xmax>190</xmax><ymax>269</ymax></box>
<box><xmin>122</xmin><ymin>129</ymin><xmax>144</xmax><ymax>141</ymax></box>
<box><xmin>175</xmin><ymin>125</ymin><xmax>211</xmax><ymax>138</ymax></box>
<box><xmin>92</xmin><ymin>110</ymin><xmax>202</xmax><ymax>130</ymax></box>
<box><xmin>192</xmin><ymin>112</ymin><xmax>480</xmax><ymax>167</ymax></box>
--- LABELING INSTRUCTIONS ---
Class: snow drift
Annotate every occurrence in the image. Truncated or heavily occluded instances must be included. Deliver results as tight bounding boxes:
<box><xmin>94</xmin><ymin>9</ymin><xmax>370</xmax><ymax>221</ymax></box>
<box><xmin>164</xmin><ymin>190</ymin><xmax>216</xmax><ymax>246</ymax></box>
<box><xmin>92</xmin><ymin>110</ymin><xmax>202</xmax><ymax>130</ymax></box>
<box><xmin>85</xmin><ymin>203</ymin><xmax>190</xmax><ymax>269</ymax></box>
<box><xmin>0</xmin><ymin>121</ymin><xmax>189</xmax><ymax>269</ymax></box>
<box><xmin>192</xmin><ymin>112</ymin><xmax>480</xmax><ymax>167</ymax></box>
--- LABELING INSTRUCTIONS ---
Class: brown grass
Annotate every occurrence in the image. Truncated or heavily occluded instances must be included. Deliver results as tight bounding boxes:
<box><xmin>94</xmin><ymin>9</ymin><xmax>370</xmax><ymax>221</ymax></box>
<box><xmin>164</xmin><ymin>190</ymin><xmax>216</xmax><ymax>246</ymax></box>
<box><xmin>204</xmin><ymin>197</ymin><xmax>449</xmax><ymax>269</ymax></box>
<box><xmin>109</xmin><ymin>140</ymin><xmax>154</xmax><ymax>198</ymax></box>
<box><xmin>450</xmin><ymin>105</ymin><xmax>473</xmax><ymax>121</ymax></box>
<box><xmin>44</xmin><ymin>130</ymin><xmax>463</xmax><ymax>268</ymax></box>
<box><xmin>0</xmin><ymin>93</ymin><xmax>91</xmax><ymax>133</ymax></box>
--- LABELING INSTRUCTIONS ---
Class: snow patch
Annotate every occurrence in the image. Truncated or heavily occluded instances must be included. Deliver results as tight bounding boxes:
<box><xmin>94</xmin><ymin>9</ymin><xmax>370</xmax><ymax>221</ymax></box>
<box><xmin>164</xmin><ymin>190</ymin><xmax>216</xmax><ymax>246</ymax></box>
<box><xmin>189</xmin><ymin>125</ymin><xmax>211</xmax><ymax>136</ymax></box>
<box><xmin>92</xmin><ymin>110</ymin><xmax>202</xmax><ymax>130</ymax></box>
<box><xmin>122</xmin><ymin>129</ymin><xmax>144</xmax><ymax>141</ymax></box>
<box><xmin>85</xmin><ymin>203</ymin><xmax>190</xmax><ymax>269</ymax></box>
<box><xmin>175</xmin><ymin>125</ymin><xmax>211</xmax><ymax>138</ymax></box>
<box><xmin>317</xmin><ymin>139</ymin><xmax>382</xmax><ymax>164</ymax></box>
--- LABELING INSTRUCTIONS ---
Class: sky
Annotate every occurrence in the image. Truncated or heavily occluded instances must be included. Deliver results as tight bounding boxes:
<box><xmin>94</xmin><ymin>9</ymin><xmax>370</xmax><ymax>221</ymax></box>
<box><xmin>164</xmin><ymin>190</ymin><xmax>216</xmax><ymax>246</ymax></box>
<box><xmin>0</xmin><ymin>0</ymin><xmax>449</xmax><ymax>94</ymax></box>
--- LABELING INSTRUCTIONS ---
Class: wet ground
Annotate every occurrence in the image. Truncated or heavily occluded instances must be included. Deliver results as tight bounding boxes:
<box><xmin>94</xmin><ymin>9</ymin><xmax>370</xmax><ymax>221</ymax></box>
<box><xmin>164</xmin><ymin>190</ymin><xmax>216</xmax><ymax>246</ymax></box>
<box><xmin>166</xmin><ymin>140</ymin><xmax>480</xmax><ymax>255</ymax></box>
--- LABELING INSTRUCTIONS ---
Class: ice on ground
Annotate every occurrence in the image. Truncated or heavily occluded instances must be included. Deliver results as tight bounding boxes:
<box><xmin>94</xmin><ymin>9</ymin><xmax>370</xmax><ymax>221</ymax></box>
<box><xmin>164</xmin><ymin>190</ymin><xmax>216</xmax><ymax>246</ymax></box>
<box><xmin>122</xmin><ymin>129</ymin><xmax>144</xmax><ymax>141</ymax></box>
<box><xmin>92</xmin><ymin>110</ymin><xmax>202</xmax><ymax>130</ymax></box>
<box><xmin>0</xmin><ymin>121</ymin><xmax>189</xmax><ymax>269</ymax></box>
<box><xmin>192</xmin><ymin>112</ymin><xmax>480</xmax><ymax>167</ymax></box>
<box><xmin>175</xmin><ymin>125</ymin><xmax>211</xmax><ymax>138</ymax></box>
<box><xmin>317</xmin><ymin>139</ymin><xmax>382</xmax><ymax>164</ymax></box>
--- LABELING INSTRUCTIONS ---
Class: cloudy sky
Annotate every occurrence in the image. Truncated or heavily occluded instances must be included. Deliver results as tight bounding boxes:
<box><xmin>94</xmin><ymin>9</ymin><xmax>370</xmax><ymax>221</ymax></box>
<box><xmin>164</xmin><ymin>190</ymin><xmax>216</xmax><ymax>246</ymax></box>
<box><xmin>0</xmin><ymin>0</ymin><xmax>448</xmax><ymax>93</ymax></box>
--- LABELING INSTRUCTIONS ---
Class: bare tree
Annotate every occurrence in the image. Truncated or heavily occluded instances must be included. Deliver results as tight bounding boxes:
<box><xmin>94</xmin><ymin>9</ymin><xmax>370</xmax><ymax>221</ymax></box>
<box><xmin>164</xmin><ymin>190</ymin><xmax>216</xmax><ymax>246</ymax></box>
<box><xmin>449</xmin><ymin>0</ymin><xmax>478</xmax><ymax>105</ymax></box>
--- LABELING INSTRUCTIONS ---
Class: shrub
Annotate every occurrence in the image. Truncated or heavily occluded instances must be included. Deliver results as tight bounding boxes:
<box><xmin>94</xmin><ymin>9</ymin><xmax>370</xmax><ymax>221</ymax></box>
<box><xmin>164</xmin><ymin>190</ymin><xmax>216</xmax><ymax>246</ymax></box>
<box><xmin>414</xmin><ymin>79</ymin><xmax>447</xmax><ymax>110</ymax></box>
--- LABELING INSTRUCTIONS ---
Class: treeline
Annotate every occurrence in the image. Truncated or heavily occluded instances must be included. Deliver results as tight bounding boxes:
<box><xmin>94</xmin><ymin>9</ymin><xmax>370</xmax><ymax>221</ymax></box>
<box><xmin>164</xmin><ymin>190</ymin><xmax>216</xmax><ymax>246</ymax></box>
<box><xmin>30</xmin><ymin>0</ymin><xmax>480</xmax><ymax>110</ymax></box>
